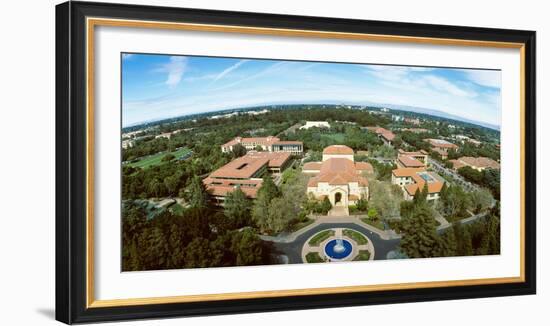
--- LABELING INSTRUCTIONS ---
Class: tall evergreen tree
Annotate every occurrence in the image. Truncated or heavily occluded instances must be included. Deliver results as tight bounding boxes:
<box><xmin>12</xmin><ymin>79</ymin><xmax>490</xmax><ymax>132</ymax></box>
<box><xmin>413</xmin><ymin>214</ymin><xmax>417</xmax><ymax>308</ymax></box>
<box><xmin>252</xmin><ymin>176</ymin><xmax>281</xmax><ymax>233</ymax></box>
<box><xmin>399</xmin><ymin>203</ymin><xmax>440</xmax><ymax>258</ymax></box>
<box><xmin>231</xmin><ymin>143</ymin><xmax>247</xmax><ymax>158</ymax></box>
<box><xmin>421</xmin><ymin>182</ymin><xmax>429</xmax><ymax>202</ymax></box>
<box><xmin>185</xmin><ymin>176</ymin><xmax>208</xmax><ymax>209</ymax></box>
<box><xmin>224</xmin><ymin>186</ymin><xmax>252</xmax><ymax>228</ymax></box>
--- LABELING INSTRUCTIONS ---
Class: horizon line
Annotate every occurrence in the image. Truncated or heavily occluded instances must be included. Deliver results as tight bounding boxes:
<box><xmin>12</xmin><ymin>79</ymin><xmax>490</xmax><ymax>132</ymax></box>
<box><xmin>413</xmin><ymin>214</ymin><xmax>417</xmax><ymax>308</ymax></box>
<box><xmin>122</xmin><ymin>102</ymin><xmax>501</xmax><ymax>131</ymax></box>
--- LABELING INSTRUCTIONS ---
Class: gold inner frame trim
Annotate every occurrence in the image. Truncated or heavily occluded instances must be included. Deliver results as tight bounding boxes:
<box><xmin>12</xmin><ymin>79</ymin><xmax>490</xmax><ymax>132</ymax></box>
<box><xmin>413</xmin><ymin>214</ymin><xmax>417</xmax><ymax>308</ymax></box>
<box><xmin>85</xmin><ymin>17</ymin><xmax>526</xmax><ymax>309</ymax></box>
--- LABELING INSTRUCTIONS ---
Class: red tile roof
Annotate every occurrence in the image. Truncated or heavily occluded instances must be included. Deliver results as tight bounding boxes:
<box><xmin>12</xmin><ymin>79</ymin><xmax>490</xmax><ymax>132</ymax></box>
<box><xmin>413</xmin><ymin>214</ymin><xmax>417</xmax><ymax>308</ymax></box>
<box><xmin>323</xmin><ymin>145</ymin><xmax>354</xmax><ymax>155</ymax></box>
<box><xmin>454</xmin><ymin>156</ymin><xmax>500</xmax><ymax>169</ymax></box>
<box><xmin>393</xmin><ymin>166</ymin><xmax>445</xmax><ymax>196</ymax></box>
<box><xmin>303</xmin><ymin>162</ymin><xmax>322</xmax><ymax>171</ymax></box>
<box><xmin>202</xmin><ymin>178</ymin><xmax>262</xmax><ymax>198</ymax></box>
<box><xmin>392</xmin><ymin>167</ymin><xmax>426</xmax><ymax>177</ymax></box>
<box><xmin>425</xmin><ymin>138</ymin><xmax>459</xmax><ymax>149</ymax></box>
<box><xmin>355</xmin><ymin>162</ymin><xmax>374</xmax><ymax>173</ymax></box>
<box><xmin>398</xmin><ymin>155</ymin><xmax>425</xmax><ymax>168</ymax></box>
<box><xmin>208</xmin><ymin>151</ymin><xmax>290</xmax><ymax>179</ymax></box>
<box><xmin>380</xmin><ymin>130</ymin><xmax>395</xmax><ymax>141</ymax></box>
<box><xmin>307</xmin><ymin>158</ymin><xmax>369</xmax><ymax>187</ymax></box>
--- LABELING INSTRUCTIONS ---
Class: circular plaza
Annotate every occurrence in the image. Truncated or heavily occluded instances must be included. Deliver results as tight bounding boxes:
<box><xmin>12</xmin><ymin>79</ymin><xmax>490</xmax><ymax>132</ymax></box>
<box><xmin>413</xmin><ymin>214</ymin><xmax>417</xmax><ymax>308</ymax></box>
<box><xmin>301</xmin><ymin>227</ymin><xmax>375</xmax><ymax>263</ymax></box>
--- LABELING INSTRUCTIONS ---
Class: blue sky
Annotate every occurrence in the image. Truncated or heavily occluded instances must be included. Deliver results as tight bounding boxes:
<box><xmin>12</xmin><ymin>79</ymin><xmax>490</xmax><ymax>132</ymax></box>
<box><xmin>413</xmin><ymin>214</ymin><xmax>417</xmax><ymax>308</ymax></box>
<box><xmin>121</xmin><ymin>53</ymin><xmax>501</xmax><ymax>128</ymax></box>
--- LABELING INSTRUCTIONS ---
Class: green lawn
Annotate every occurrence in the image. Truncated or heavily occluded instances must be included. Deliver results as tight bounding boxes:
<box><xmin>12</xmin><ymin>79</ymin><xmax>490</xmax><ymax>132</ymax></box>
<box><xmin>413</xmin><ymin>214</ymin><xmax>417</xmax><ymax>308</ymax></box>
<box><xmin>305</xmin><ymin>252</ymin><xmax>325</xmax><ymax>263</ymax></box>
<box><xmin>343</xmin><ymin>229</ymin><xmax>368</xmax><ymax>245</ymax></box>
<box><xmin>353</xmin><ymin>250</ymin><xmax>371</xmax><ymax>261</ymax></box>
<box><xmin>321</xmin><ymin>133</ymin><xmax>346</xmax><ymax>143</ymax></box>
<box><xmin>308</xmin><ymin>230</ymin><xmax>335</xmax><ymax>247</ymax></box>
<box><xmin>127</xmin><ymin>147</ymin><xmax>191</xmax><ymax>169</ymax></box>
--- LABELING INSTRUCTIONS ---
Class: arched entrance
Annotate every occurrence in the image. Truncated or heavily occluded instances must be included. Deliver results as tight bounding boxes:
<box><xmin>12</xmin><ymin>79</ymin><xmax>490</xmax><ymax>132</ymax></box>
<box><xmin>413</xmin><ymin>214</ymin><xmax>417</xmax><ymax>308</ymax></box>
<box><xmin>334</xmin><ymin>192</ymin><xmax>342</xmax><ymax>205</ymax></box>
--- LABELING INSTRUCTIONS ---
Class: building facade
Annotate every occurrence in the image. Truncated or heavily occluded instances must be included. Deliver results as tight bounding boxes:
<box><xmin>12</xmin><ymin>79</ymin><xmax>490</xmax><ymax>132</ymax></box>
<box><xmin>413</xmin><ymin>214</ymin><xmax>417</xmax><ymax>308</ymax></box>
<box><xmin>396</xmin><ymin>149</ymin><xmax>428</xmax><ymax>168</ymax></box>
<box><xmin>391</xmin><ymin>167</ymin><xmax>445</xmax><ymax>201</ymax></box>
<box><xmin>366</xmin><ymin>126</ymin><xmax>396</xmax><ymax>146</ymax></box>
<box><xmin>449</xmin><ymin>156</ymin><xmax>500</xmax><ymax>171</ymax></box>
<box><xmin>424</xmin><ymin>138</ymin><xmax>459</xmax><ymax>159</ymax></box>
<box><xmin>203</xmin><ymin>151</ymin><xmax>292</xmax><ymax>205</ymax></box>
<box><xmin>221</xmin><ymin>136</ymin><xmax>303</xmax><ymax>155</ymax></box>
<box><xmin>300</xmin><ymin>121</ymin><xmax>331</xmax><ymax>129</ymax></box>
<box><xmin>304</xmin><ymin>145</ymin><xmax>372</xmax><ymax>212</ymax></box>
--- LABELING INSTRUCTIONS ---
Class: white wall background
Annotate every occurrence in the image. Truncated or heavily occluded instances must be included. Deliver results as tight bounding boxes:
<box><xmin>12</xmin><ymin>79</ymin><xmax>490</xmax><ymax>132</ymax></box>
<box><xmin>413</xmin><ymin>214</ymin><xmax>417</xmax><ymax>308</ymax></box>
<box><xmin>0</xmin><ymin>0</ymin><xmax>546</xmax><ymax>325</ymax></box>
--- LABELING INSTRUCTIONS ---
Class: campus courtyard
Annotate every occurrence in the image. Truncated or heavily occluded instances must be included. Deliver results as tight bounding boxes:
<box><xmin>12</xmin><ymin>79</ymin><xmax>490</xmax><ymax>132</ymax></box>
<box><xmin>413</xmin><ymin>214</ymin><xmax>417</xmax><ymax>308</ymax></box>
<box><xmin>262</xmin><ymin>218</ymin><xmax>402</xmax><ymax>264</ymax></box>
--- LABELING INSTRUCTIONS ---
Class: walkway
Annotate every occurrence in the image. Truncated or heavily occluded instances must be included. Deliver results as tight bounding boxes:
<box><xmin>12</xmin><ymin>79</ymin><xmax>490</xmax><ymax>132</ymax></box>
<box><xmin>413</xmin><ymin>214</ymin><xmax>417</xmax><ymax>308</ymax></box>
<box><xmin>270</xmin><ymin>222</ymin><xmax>400</xmax><ymax>264</ymax></box>
<box><xmin>259</xmin><ymin>215</ymin><xmax>400</xmax><ymax>243</ymax></box>
<box><xmin>301</xmin><ymin>227</ymin><xmax>375</xmax><ymax>262</ymax></box>
<box><xmin>262</xmin><ymin>210</ymin><xmax>489</xmax><ymax>264</ymax></box>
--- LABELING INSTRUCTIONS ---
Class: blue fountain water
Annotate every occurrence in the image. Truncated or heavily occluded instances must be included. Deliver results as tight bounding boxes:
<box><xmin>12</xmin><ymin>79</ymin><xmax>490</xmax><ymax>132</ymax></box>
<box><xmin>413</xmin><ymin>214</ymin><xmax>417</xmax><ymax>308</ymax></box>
<box><xmin>324</xmin><ymin>239</ymin><xmax>353</xmax><ymax>260</ymax></box>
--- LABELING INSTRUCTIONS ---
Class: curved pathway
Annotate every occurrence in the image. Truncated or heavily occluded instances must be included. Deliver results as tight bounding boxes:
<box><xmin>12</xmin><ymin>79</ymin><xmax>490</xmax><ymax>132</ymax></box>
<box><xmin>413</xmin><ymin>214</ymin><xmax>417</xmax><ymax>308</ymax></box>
<box><xmin>268</xmin><ymin>222</ymin><xmax>401</xmax><ymax>264</ymax></box>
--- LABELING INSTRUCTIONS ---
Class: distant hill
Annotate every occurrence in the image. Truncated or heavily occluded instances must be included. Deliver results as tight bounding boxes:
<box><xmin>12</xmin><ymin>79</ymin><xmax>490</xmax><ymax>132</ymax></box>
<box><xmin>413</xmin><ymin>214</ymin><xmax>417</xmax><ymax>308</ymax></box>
<box><xmin>123</xmin><ymin>100</ymin><xmax>499</xmax><ymax>132</ymax></box>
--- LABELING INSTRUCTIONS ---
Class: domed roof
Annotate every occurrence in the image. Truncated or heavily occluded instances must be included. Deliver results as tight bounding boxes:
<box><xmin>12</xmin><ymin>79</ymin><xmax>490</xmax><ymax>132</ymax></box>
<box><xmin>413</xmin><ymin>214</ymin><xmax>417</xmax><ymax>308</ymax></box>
<box><xmin>322</xmin><ymin>145</ymin><xmax>354</xmax><ymax>155</ymax></box>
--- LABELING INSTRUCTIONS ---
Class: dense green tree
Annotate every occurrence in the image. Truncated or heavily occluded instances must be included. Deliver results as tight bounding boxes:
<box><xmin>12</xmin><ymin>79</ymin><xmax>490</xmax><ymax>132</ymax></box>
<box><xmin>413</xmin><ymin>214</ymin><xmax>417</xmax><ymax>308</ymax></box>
<box><xmin>185</xmin><ymin>176</ymin><xmax>209</xmax><ymax>209</ymax></box>
<box><xmin>399</xmin><ymin>203</ymin><xmax>440</xmax><ymax>258</ymax></box>
<box><xmin>258</xmin><ymin>175</ymin><xmax>280</xmax><ymax>200</ymax></box>
<box><xmin>355</xmin><ymin>196</ymin><xmax>368</xmax><ymax>212</ymax></box>
<box><xmin>224</xmin><ymin>187</ymin><xmax>252</xmax><ymax>228</ymax></box>
<box><xmin>252</xmin><ymin>176</ymin><xmax>280</xmax><ymax>234</ymax></box>
<box><xmin>368</xmin><ymin>160</ymin><xmax>396</xmax><ymax>181</ymax></box>
<box><xmin>148</xmin><ymin>178</ymin><xmax>163</xmax><ymax>198</ymax></box>
<box><xmin>163</xmin><ymin>174</ymin><xmax>180</xmax><ymax>196</ymax></box>
<box><xmin>184</xmin><ymin>237</ymin><xmax>223</xmax><ymax>268</ymax></box>
<box><xmin>392</xmin><ymin>134</ymin><xmax>403</xmax><ymax>148</ymax></box>
<box><xmin>437</xmin><ymin>227</ymin><xmax>458</xmax><ymax>257</ymax></box>
<box><xmin>266</xmin><ymin>197</ymin><xmax>294</xmax><ymax>233</ymax></box>
<box><xmin>368</xmin><ymin>180</ymin><xmax>401</xmax><ymax>219</ymax></box>
<box><xmin>470</xmin><ymin>188</ymin><xmax>493</xmax><ymax>213</ymax></box>
<box><xmin>230</xmin><ymin>229</ymin><xmax>266</xmax><ymax>266</ymax></box>
<box><xmin>372</xmin><ymin>145</ymin><xmax>397</xmax><ymax>159</ymax></box>
<box><xmin>231</xmin><ymin>143</ymin><xmax>247</xmax><ymax>157</ymax></box>
<box><xmin>320</xmin><ymin>197</ymin><xmax>332</xmax><ymax>214</ymax></box>
<box><xmin>162</xmin><ymin>153</ymin><xmax>175</xmax><ymax>162</ymax></box>
<box><xmin>367</xmin><ymin>207</ymin><xmax>378</xmax><ymax>220</ymax></box>
<box><xmin>438</xmin><ymin>184</ymin><xmax>471</xmax><ymax>220</ymax></box>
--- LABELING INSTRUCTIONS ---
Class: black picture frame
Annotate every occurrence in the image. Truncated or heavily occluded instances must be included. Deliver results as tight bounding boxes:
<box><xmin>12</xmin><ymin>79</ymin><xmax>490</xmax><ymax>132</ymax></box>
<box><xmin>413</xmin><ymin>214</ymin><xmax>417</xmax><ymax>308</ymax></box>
<box><xmin>56</xmin><ymin>1</ymin><xmax>536</xmax><ymax>324</ymax></box>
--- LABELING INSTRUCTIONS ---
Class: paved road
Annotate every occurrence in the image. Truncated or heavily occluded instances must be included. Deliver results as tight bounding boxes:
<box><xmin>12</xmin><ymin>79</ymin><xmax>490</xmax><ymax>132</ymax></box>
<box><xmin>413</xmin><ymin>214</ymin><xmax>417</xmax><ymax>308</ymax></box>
<box><xmin>268</xmin><ymin>222</ymin><xmax>401</xmax><ymax>264</ymax></box>
<box><xmin>428</xmin><ymin>158</ymin><xmax>479</xmax><ymax>192</ymax></box>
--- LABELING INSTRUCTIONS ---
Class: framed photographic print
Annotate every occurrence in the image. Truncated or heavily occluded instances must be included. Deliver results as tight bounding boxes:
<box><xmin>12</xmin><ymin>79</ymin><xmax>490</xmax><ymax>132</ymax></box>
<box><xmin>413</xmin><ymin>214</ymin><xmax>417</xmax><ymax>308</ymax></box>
<box><xmin>55</xmin><ymin>1</ymin><xmax>536</xmax><ymax>324</ymax></box>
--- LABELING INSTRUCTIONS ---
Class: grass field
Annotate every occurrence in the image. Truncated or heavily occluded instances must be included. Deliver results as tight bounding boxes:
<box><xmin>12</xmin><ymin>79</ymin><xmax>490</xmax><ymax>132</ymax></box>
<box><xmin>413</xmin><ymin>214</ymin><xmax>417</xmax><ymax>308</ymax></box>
<box><xmin>308</xmin><ymin>230</ymin><xmax>335</xmax><ymax>247</ymax></box>
<box><xmin>127</xmin><ymin>147</ymin><xmax>191</xmax><ymax>169</ymax></box>
<box><xmin>353</xmin><ymin>250</ymin><xmax>371</xmax><ymax>261</ymax></box>
<box><xmin>321</xmin><ymin>133</ymin><xmax>346</xmax><ymax>143</ymax></box>
<box><xmin>305</xmin><ymin>252</ymin><xmax>325</xmax><ymax>263</ymax></box>
<box><xmin>343</xmin><ymin>229</ymin><xmax>368</xmax><ymax>245</ymax></box>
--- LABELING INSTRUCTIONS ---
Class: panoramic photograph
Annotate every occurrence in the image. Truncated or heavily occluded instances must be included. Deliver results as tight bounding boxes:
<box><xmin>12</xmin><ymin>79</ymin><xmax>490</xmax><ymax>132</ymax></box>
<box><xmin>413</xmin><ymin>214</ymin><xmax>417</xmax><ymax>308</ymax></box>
<box><xmin>121</xmin><ymin>53</ymin><xmax>502</xmax><ymax>271</ymax></box>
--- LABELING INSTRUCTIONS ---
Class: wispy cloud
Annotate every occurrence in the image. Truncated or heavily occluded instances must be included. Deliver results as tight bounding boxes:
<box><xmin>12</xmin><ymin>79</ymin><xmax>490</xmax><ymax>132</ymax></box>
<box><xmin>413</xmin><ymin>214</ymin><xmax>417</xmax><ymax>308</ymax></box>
<box><xmin>423</xmin><ymin>75</ymin><xmax>474</xmax><ymax>97</ymax></box>
<box><xmin>123</xmin><ymin>56</ymin><xmax>502</xmax><ymax>128</ymax></box>
<box><xmin>210</xmin><ymin>61</ymin><xmax>289</xmax><ymax>91</ymax></box>
<box><xmin>461</xmin><ymin>69</ymin><xmax>501</xmax><ymax>88</ymax></box>
<box><xmin>364</xmin><ymin>65</ymin><xmax>473</xmax><ymax>98</ymax></box>
<box><xmin>212</xmin><ymin>59</ymin><xmax>248</xmax><ymax>83</ymax></box>
<box><xmin>154</xmin><ymin>56</ymin><xmax>187</xmax><ymax>89</ymax></box>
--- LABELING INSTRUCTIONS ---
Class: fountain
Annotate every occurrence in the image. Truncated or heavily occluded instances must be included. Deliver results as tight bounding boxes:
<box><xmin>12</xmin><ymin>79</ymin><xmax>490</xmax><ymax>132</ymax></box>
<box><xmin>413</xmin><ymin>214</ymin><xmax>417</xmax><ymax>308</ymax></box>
<box><xmin>333</xmin><ymin>238</ymin><xmax>346</xmax><ymax>253</ymax></box>
<box><xmin>324</xmin><ymin>237</ymin><xmax>353</xmax><ymax>260</ymax></box>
